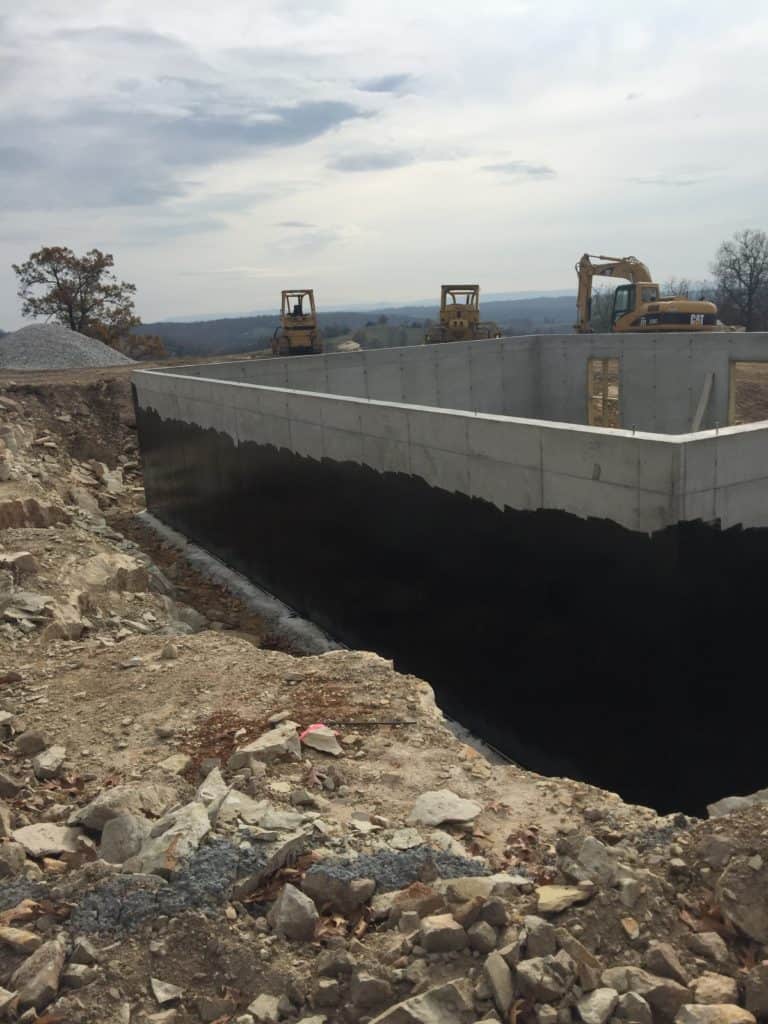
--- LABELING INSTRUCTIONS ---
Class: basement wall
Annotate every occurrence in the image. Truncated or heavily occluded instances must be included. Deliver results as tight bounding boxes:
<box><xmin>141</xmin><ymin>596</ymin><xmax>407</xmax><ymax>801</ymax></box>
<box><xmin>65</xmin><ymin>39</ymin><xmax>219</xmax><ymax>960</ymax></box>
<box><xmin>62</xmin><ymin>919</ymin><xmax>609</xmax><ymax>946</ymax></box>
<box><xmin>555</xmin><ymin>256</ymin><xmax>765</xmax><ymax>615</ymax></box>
<box><xmin>134</xmin><ymin>333</ymin><xmax>768</xmax><ymax>813</ymax></box>
<box><xmin>152</xmin><ymin>331</ymin><xmax>768</xmax><ymax>433</ymax></box>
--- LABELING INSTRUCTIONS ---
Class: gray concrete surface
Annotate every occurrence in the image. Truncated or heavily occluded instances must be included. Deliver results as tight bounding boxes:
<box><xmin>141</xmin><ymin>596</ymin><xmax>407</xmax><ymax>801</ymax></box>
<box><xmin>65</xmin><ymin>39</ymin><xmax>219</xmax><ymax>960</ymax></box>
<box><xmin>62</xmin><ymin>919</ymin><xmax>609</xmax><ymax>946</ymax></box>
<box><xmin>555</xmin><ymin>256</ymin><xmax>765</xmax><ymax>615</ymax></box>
<box><xmin>135</xmin><ymin>332</ymin><xmax>768</xmax><ymax>534</ymax></box>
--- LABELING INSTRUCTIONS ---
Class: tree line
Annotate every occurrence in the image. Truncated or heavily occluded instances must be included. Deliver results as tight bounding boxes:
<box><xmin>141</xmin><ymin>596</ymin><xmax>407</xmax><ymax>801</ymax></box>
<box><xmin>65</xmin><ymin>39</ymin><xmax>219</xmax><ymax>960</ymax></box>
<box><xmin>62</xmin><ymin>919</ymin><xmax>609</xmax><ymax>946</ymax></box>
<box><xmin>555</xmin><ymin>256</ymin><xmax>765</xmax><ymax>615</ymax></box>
<box><xmin>7</xmin><ymin>230</ymin><xmax>768</xmax><ymax>357</ymax></box>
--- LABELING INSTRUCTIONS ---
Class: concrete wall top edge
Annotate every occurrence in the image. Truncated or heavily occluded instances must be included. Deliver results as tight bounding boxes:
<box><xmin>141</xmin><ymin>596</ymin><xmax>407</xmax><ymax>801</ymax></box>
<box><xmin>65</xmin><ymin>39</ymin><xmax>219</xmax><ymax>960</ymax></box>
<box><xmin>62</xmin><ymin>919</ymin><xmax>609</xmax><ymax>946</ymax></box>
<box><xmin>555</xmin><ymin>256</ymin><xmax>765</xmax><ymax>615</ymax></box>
<box><xmin>133</xmin><ymin>366</ymin><xmax>768</xmax><ymax>444</ymax></box>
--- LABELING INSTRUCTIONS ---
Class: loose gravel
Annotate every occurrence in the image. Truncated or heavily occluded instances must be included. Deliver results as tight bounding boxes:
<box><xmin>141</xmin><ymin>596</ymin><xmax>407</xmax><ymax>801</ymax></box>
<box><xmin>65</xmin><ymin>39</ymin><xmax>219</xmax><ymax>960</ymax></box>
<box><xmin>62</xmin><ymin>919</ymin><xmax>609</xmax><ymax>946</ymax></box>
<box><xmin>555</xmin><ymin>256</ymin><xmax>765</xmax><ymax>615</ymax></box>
<box><xmin>0</xmin><ymin>841</ymin><xmax>489</xmax><ymax>934</ymax></box>
<box><xmin>0</xmin><ymin>838</ymin><xmax>269</xmax><ymax>934</ymax></box>
<box><xmin>305</xmin><ymin>846</ymin><xmax>490</xmax><ymax>893</ymax></box>
<box><xmin>0</xmin><ymin>323</ymin><xmax>134</xmax><ymax>370</ymax></box>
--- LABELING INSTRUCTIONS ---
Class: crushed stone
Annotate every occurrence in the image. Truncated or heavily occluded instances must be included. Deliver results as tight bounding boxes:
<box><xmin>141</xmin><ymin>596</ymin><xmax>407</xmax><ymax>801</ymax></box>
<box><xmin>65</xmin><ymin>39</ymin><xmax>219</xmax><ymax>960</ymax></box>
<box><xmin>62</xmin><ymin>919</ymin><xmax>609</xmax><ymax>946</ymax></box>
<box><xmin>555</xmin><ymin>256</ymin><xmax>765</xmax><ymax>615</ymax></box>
<box><xmin>0</xmin><ymin>838</ymin><xmax>269</xmax><ymax>934</ymax></box>
<box><xmin>306</xmin><ymin>845</ymin><xmax>490</xmax><ymax>893</ymax></box>
<box><xmin>0</xmin><ymin>323</ymin><xmax>134</xmax><ymax>370</ymax></box>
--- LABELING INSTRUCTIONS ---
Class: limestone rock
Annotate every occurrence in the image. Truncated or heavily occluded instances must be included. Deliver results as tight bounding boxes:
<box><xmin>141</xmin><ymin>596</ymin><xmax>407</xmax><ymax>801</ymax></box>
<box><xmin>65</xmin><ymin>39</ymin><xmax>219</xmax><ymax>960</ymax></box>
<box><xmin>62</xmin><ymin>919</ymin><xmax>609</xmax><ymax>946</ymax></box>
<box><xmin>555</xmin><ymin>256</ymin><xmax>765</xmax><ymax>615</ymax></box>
<box><xmin>707</xmin><ymin>789</ymin><xmax>768</xmax><ymax>818</ymax></box>
<box><xmin>160</xmin><ymin>753</ymin><xmax>192</xmax><ymax>775</ymax></box>
<box><xmin>128</xmin><ymin>801</ymin><xmax>210</xmax><ymax>878</ymax></box>
<box><xmin>99</xmin><ymin>813</ymin><xmax>151</xmax><ymax>864</ymax></box>
<box><xmin>692</xmin><ymin>974</ymin><xmax>739</xmax><ymax>1006</ymax></box>
<box><xmin>644</xmin><ymin>943</ymin><xmax>689</xmax><ymax>985</ymax></box>
<box><xmin>525</xmin><ymin>915</ymin><xmax>557</xmax><ymax>957</ymax></box>
<box><xmin>12</xmin><ymin>822</ymin><xmax>83</xmax><ymax>858</ymax></box>
<box><xmin>745</xmin><ymin>964</ymin><xmax>768</xmax><ymax>1018</ymax></box>
<box><xmin>0</xmin><ymin>800</ymin><xmax>11</xmax><ymax>839</ymax></box>
<box><xmin>151</xmin><ymin>978</ymin><xmax>183</xmax><ymax>1005</ymax></box>
<box><xmin>577</xmin><ymin>837</ymin><xmax>621</xmax><ymax>886</ymax></box>
<box><xmin>212</xmin><ymin>790</ymin><xmax>270</xmax><ymax>828</ymax></box>
<box><xmin>0</xmin><ymin>842</ymin><xmax>26</xmax><ymax>877</ymax></box>
<box><xmin>675</xmin><ymin>1007</ymin><xmax>755</xmax><ymax>1024</ymax></box>
<box><xmin>577</xmin><ymin>988</ymin><xmax>619</xmax><ymax>1024</ymax></box>
<box><xmin>11</xmin><ymin>934</ymin><xmax>67</xmax><ymax>1012</ymax></box>
<box><xmin>302</xmin><ymin>867</ymin><xmax>375</xmax><ymax>915</ymax></box>
<box><xmin>373</xmin><ymin>881</ymin><xmax>444</xmax><ymax>922</ymax></box>
<box><xmin>196</xmin><ymin>767</ymin><xmax>229</xmax><ymax>806</ymax></box>
<box><xmin>408</xmin><ymin>789</ymin><xmax>481</xmax><ymax>826</ymax></box>
<box><xmin>32</xmin><ymin>745</ymin><xmax>66</xmax><ymax>780</ymax></box>
<box><xmin>228</xmin><ymin>721</ymin><xmax>301</xmax><ymax>768</ymax></box>
<box><xmin>626</xmin><ymin>967</ymin><xmax>689</xmax><ymax>1020</ymax></box>
<box><xmin>268</xmin><ymin>882</ymin><xmax>318</xmax><ymax>941</ymax></box>
<box><xmin>368</xmin><ymin>978</ymin><xmax>475</xmax><ymax>1023</ymax></box>
<box><xmin>0</xmin><ymin>551</ymin><xmax>38</xmax><ymax>575</ymax></box>
<box><xmin>516</xmin><ymin>951</ymin><xmax>576</xmax><ymax>1003</ymax></box>
<box><xmin>716</xmin><ymin>856</ymin><xmax>768</xmax><ymax>942</ymax></box>
<box><xmin>0</xmin><ymin>771</ymin><xmax>24</xmax><ymax>799</ymax></box>
<box><xmin>687</xmin><ymin>932</ymin><xmax>729</xmax><ymax>966</ymax></box>
<box><xmin>15</xmin><ymin>730</ymin><xmax>49</xmax><ymax>756</ymax></box>
<box><xmin>350</xmin><ymin>971</ymin><xmax>394</xmax><ymax>1009</ymax></box>
<box><xmin>62</xmin><ymin>963</ymin><xmax>100</xmax><ymax>989</ymax></box>
<box><xmin>0</xmin><ymin>925</ymin><xmax>43</xmax><ymax>953</ymax></box>
<box><xmin>72</xmin><ymin>782</ymin><xmax>178</xmax><ymax>831</ymax></box>
<box><xmin>695</xmin><ymin>836</ymin><xmax>739</xmax><ymax>870</ymax></box>
<box><xmin>197</xmin><ymin>995</ymin><xmax>239</xmax><ymax>1022</ymax></box>
<box><xmin>0</xmin><ymin>988</ymin><xmax>15</xmax><ymax>1016</ymax></box>
<box><xmin>300</xmin><ymin>724</ymin><xmax>343</xmax><ymax>756</ymax></box>
<box><xmin>485</xmin><ymin>951</ymin><xmax>515</xmax><ymax>1014</ymax></box>
<box><xmin>71</xmin><ymin>937</ymin><xmax>101</xmax><ymax>965</ymax></box>
<box><xmin>419</xmin><ymin>913</ymin><xmax>468</xmax><ymax>953</ymax></box>
<box><xmin>537</xmin><ymin>885</ymin><xmax>592</xmax><ymax>914</ymax></box>
<box><xmin>617</xmin><ymin>992</ymin><xmax>653</xmax><ymax>1024</ymax></box>
<box><xmin>467</xmin><ymin>920</ymin><xmax>497</xmax><ymax>953</ymax></box>
<box><xmin>248</xmin><ymin>994</ymin><xmax>281</xmax><ymax>1022</ymax></box>
<box><xmin>81</xmin><ymin>551</ymin><xmax>149</xmax><ymax>592</ymax></box>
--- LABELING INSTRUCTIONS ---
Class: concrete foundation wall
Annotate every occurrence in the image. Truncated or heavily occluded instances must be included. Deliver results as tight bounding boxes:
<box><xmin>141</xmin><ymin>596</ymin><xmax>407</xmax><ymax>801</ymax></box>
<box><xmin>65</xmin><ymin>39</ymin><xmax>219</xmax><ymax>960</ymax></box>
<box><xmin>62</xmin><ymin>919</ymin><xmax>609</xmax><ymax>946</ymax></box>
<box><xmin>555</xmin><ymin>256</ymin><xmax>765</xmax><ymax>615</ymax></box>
<box><xmin>133</xmin><ymin>362</ymin><xmax>768</xmax><ymax>535</ymax></box>
<box><xmin>155</xmin><ymin>338</ymin><xmax>539</xmax><ymax>418</ymax></box>
<box><xmin>156</xmin><ymin>332</ymin><xmax>768</xmax><ymax>434</ymax></box>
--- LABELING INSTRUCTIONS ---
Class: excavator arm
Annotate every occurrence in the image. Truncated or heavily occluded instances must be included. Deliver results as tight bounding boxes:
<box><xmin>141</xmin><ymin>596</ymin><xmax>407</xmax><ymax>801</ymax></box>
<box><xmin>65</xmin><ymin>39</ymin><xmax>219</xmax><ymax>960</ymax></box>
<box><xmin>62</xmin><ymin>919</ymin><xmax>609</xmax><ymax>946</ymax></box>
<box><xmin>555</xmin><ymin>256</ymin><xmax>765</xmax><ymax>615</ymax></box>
<box><xmin>575</xmin><ymin>254</ymin><xmax>653</xmax><ymax>333</ymax></box>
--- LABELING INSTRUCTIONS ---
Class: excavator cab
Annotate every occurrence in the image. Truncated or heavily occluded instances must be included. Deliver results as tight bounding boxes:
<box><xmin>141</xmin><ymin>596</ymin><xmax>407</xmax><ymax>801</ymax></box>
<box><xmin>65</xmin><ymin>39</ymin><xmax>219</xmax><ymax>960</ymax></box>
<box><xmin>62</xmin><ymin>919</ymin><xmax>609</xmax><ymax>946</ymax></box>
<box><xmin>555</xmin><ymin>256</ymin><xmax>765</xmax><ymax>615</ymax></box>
<box><xmin>611</xmin><ymin>285</ymin><xmax>633</xmax><ymax>326</ymax></box>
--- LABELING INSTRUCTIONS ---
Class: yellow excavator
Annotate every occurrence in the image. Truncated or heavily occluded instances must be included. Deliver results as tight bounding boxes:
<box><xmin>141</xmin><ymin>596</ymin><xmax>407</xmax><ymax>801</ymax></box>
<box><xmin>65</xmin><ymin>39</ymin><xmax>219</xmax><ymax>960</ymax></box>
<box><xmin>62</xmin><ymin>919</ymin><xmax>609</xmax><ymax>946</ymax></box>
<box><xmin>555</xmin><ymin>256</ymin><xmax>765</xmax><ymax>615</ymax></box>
<box><xmin>575</xmin><ymin>254</ymin><xmax>719</xmax><ymax>333</ymax></box>
<box><xmin>272</xmin><ymin>289</ymin><xmax>323</xmax><ymax>356</ymax></box>
<box><xmin>424</xmin><ymin>285</ymin><xmax>501</xmax><ymax>344</ymax></box>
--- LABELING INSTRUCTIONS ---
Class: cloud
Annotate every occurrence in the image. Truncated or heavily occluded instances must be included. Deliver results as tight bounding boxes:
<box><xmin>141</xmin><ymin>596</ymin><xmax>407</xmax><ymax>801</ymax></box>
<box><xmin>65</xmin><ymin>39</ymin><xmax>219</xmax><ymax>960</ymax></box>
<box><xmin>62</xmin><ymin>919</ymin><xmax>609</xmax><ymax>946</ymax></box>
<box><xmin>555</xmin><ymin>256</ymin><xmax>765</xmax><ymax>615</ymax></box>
<box><xmin>55</xmin><ymin>26</ymin><xmax>185</xmax><ymax>50</ymax></box>
<box><xmin>360</xmin><ymin>73</ymin><xmax>413</xmax><ymax>93</ymax></box>
<box><xmin>271</xmin><ymin>228</ymin><xmax>343</xmax><ymax>253</ymax></box>
<box><xmin>629</xmin><ymin>176</ymin><xmax>703</xmax><ymax>186</ymax></box>
<box><xmin>276</xmin><ymin>220</ymin><xmax>315</xmax><ymax>228</ymax></box>
<box><xmin>328</xmin><ymin>151</ymin><xmax>415</xmax><ymax>172</ymax></box>
<box><xmin>483</xmin><ymin>161</ymin><xmax>556</xmax><ymax>179</ymax></box>
<box><xmin>0</xmin><ymin>99</ymin><xmax>366</xmax><ymax>211</ymax></box>
<box><xmin>625</xmin><ymin>92</ymin><xmax>641</xmax><ymax>101</ymax></box>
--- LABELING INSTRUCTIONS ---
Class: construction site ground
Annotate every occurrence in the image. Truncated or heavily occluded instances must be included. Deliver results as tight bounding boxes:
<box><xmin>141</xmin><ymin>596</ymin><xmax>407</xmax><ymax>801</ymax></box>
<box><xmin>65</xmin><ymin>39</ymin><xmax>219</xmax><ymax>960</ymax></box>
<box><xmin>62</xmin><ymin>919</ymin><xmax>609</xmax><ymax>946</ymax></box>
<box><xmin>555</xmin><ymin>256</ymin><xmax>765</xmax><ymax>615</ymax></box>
<box><xmin>1</xmin><ymin>363</ymin><xmax>768</xmax><ymax>1024</ymax></box>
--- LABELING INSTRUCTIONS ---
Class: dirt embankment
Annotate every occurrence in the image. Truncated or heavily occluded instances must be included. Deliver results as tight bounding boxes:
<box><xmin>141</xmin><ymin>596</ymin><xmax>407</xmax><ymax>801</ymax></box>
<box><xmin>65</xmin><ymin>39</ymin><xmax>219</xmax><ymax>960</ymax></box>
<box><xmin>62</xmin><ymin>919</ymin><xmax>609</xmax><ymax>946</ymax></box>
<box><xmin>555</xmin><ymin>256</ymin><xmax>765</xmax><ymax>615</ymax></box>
<box><xmin>1</xmin><ymin>369</ymin><xmax>768</xmax><ymax>1024</ymax></box>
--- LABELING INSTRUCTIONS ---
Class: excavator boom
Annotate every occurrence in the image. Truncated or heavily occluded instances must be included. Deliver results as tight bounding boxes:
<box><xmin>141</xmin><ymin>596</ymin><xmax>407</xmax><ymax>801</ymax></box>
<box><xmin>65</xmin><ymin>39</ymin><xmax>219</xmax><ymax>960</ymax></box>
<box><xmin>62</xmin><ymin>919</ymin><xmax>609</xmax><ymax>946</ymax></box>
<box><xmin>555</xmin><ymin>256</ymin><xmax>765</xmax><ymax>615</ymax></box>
<box><xmin>574</xmin><ymin>253</ymin><xmax>717</xmax><ymax>334</ymax></box>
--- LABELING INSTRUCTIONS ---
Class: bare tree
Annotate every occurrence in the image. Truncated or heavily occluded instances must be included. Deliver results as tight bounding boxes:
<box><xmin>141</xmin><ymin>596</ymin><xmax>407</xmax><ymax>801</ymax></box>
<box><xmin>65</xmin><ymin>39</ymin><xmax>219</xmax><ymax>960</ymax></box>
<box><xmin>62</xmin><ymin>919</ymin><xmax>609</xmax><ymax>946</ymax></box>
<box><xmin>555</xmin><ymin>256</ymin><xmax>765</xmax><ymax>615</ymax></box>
<box><xmin>589</xmin><ymin>289</ymin><xmax>614</xmax><ymax>332</ymax></box>
<box><xmin>711</xmin><ymin>229</ymin><xmax>768</xmax><ymax>331</ymax></box>
<box><xmin>662</xmin><ymin>277</ymin><xmax>693</xmax><ymax>298</ymax></box>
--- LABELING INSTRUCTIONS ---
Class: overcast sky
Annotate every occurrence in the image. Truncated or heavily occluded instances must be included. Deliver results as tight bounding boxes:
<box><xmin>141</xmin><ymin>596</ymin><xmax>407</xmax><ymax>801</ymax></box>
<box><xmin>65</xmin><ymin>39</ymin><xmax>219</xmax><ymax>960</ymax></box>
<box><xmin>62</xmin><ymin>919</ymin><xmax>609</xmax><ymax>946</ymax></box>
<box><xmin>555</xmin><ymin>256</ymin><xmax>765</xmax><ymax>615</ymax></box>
<box><xmin>1</xmin><ymin>1</ymin><xmax>767</xmax><ymax>327</ymax></box>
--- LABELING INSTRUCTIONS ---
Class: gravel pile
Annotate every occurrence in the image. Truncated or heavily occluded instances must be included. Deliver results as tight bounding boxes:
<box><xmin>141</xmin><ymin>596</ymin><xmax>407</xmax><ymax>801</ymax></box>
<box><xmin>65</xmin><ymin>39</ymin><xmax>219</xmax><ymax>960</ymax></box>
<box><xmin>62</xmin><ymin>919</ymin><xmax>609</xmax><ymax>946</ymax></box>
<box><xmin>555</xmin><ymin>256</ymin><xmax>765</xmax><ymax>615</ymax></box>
<box><xmin>0</xmin><ymin>323</ymin><xmax>134</xmax><ymax>369</ymax></box>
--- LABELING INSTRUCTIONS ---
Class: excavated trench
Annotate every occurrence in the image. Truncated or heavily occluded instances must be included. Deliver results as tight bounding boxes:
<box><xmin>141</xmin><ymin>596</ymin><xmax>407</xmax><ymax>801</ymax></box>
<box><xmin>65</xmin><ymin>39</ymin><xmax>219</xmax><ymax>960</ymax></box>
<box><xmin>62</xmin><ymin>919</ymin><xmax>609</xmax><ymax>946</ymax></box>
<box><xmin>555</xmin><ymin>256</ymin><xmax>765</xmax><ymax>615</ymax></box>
<box><xmin>135</xmin><ymin>405</ymin><xmax>768</xmax><ymax>819</ymax></box>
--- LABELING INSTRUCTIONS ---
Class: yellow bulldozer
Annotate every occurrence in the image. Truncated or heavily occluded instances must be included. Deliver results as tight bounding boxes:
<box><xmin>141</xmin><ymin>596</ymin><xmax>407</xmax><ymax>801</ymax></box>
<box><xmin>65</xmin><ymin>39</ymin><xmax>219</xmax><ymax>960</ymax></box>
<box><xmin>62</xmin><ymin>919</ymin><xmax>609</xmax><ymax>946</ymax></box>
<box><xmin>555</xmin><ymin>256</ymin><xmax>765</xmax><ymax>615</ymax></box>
<box><xmin>575</xmin><ymin>254</ymin><xmax>719</xmax><ymax>333</ymax></box>
<box><xmin>424</xmin><ymin>285</ymin><xmax>501</xmax><ymax>344</ymax></box>
<box><xmin>271</xmin><ymin>289</ymin><xmax>323</xmax><ymax>356</ymax></box>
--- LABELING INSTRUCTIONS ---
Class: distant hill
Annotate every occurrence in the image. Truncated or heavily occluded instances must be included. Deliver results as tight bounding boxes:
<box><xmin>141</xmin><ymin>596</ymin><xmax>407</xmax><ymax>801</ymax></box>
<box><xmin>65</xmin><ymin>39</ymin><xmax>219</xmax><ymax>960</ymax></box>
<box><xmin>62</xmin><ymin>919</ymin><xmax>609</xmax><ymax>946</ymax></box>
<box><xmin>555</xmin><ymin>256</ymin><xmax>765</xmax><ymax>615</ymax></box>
<box><xmin>133</xmin><ymin>294</ymin><xmax>578</xmax><ymax>357</ymax></box>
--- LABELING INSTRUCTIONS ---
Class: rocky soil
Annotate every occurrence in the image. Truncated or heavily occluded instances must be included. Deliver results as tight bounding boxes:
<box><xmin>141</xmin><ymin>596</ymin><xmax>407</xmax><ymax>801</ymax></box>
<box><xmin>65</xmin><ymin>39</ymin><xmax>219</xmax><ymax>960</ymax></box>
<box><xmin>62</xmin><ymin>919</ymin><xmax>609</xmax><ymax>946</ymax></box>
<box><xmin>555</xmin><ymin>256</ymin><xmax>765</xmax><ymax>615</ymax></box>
<box><xmin>1</xmin><ymin>370</ymin><xmax>768</xmax><ymax>1024</ymax></box>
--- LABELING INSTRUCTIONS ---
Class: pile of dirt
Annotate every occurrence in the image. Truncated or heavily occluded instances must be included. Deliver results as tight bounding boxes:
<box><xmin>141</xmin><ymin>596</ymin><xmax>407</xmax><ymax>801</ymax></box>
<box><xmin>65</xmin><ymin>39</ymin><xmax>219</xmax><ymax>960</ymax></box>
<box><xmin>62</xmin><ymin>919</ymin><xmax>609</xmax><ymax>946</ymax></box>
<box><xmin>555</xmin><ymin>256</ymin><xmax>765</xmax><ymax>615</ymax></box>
<box><xmin>0</xmin><ymin>324</ymin><xmax>133</xmax><ymax>370</ymax></box>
